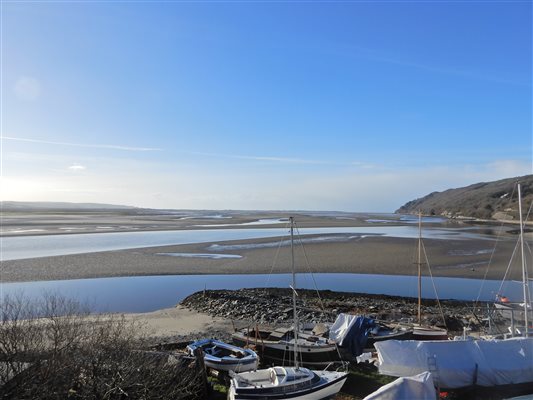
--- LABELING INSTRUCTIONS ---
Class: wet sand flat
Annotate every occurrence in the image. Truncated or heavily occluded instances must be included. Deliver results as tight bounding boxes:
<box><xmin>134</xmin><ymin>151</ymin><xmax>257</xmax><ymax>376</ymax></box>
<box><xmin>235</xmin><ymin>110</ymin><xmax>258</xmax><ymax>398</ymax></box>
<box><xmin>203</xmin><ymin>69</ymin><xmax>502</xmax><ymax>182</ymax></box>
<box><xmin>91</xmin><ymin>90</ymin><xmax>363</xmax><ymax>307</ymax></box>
<box><xmin>0</xmin><ymin>233</ymin><xmax>523</xmax><ymax>283</ymax></box>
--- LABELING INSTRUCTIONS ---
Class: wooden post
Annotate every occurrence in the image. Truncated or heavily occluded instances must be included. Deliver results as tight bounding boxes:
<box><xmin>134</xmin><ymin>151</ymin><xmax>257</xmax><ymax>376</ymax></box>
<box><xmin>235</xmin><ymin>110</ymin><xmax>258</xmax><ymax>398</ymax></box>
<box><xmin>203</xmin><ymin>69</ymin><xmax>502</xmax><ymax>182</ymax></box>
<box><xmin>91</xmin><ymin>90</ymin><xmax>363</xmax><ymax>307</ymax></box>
<box><xmin>193</xmin><ymin>347</ymin><xmax>209</xmax><ymax>398</ymax></box>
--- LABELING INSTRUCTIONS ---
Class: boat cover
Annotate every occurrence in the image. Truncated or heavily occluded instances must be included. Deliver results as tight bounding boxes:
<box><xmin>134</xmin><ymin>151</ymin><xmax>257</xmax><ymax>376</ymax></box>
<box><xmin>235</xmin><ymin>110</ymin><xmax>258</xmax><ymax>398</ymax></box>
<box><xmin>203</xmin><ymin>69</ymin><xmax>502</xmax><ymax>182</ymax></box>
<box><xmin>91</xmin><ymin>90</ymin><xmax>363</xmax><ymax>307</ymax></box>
<box><xmin>329</xmin><ymin>313</ymin><xmax>375</xmax><ymax>356</ymax></box>
<box><xmin>375</xmin><ymin>337</ymin><xmax>533</xmax><ymax>389</ymax></box>
<box><xmin>363</xmin><ymin>372</ymin><xmax>437</xmax><ymax>400</ymax></box>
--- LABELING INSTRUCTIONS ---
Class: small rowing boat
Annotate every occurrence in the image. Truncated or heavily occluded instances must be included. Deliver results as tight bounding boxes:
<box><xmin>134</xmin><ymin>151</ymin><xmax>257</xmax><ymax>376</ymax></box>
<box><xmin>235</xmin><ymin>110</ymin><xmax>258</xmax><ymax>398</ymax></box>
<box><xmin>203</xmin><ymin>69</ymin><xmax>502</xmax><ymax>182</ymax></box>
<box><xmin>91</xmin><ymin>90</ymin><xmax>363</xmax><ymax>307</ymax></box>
<box><xmin>187</xmin><ymin>339</ymin><xmax>259</xmax><ymax>373</ymax></box>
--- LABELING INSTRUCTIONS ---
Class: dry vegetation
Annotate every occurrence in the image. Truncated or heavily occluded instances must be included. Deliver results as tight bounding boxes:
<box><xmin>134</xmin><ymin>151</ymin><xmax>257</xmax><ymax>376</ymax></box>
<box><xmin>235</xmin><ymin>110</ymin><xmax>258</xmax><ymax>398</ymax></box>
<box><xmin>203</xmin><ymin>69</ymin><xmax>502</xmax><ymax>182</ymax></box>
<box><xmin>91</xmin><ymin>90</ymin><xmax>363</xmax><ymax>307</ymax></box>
<box><xmin>397</xmin><ymin>174</ymin><xmax>533</xmax><ymax>220</ymax></box>
<box><xmin>0</xmin><ymin>293</ymin><xmax>206</xmax><ymax>400</ymax></box>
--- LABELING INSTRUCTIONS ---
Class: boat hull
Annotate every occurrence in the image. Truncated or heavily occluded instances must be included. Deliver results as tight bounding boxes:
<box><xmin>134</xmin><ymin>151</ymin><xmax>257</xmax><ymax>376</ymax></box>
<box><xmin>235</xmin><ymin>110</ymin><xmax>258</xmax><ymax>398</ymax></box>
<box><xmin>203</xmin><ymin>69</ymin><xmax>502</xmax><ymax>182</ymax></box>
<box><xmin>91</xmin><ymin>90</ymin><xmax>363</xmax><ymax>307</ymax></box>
<box><xmin>232</xmin><ymin>334</ymin><xmax>342</xmax><ymax>368</ymax></box>
<box><xmin>187</xmin><ymin>339</ymin><xmax>259</xmax><ymax>373</ymax></box>
<box><xmin>411</xmin><ymin>325</ymin><xmax>448</xmax><ymax>341</ymax></box>
<box><xmin>204</xmin><ymin>357</ymin><xmax>258</xmax><ymax>373</ymax></box>
<box><xmin>365</xmin><ymin>329</ymin><xmax>414</xmax><ymax>348</ymax></box>
<box><xmin>495</xmin><ymin>302</ymin><xmax>533</xmax><ymax>323</ymax></box>
<box><xmin>228</xmin><ymin>373</ymin><xmax>347</xmax><ymax>400</ymax></box>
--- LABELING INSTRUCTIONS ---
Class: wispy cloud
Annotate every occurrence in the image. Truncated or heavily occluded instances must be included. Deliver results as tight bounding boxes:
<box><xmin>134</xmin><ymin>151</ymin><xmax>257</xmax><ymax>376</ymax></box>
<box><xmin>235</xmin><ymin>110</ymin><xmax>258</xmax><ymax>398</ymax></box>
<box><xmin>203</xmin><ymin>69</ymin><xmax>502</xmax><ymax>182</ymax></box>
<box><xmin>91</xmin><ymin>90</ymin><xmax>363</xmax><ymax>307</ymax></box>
<box><xmin>189</xmin><ymin>151</ymin><xmax>329</xmax><ymax>165</ymax></box>
<box><xmin>2</xmin><ymin>136</ymin><xmax>162</xmax><ymax>152</ymax></box>
<box><xmin>189</xmin><ymin>151</ymin><xmax>380</xmax><ymax>168</ymax></box>
<box><xmin>68</xmin><ymin>164</ymin><xmax>86</xmax><ymax>171</ymax></box>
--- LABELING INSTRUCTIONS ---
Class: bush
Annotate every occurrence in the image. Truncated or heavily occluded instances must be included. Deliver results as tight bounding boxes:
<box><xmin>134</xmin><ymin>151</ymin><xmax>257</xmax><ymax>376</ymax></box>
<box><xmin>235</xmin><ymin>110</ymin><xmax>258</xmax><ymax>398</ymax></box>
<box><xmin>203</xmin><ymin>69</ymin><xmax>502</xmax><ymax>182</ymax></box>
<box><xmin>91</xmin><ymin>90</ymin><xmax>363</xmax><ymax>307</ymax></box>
<box><xmin>0</xmin><ymin>293</ymin><xmax>205</xmax><ymax>399</ymax></box>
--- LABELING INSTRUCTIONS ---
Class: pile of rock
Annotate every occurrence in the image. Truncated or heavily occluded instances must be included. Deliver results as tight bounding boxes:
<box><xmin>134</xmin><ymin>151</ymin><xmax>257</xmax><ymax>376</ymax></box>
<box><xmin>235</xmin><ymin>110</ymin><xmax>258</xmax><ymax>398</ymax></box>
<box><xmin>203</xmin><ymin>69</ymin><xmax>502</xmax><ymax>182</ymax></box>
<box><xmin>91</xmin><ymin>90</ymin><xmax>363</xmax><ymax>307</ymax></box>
<box><xmin>181</xmin><ymin>288</ymin><xmax>489</xmax><ymax>334</ymax></box>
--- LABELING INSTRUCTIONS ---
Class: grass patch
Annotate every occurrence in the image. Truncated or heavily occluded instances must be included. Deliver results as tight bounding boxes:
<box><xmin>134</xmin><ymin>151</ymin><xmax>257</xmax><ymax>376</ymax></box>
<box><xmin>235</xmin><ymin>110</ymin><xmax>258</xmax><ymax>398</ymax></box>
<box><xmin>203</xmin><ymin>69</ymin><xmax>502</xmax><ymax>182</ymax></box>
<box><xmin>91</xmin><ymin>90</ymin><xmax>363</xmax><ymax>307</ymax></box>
<box><xmin>336</xmin><ymin>364</ymin><xmax>396</xmax><ymax>400</ymax></box>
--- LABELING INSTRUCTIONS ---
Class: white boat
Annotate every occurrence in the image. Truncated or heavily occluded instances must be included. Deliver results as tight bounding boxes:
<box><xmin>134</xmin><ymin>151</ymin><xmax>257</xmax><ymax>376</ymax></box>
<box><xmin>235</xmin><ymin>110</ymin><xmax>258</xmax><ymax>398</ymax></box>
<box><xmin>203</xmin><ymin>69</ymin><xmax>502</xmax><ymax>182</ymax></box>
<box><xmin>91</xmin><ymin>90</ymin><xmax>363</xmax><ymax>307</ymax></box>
<box><xmin>493</xmin><ymin>183</ymin><xmax>533</xmax><ymax>336</ymax></box>
<box><xmin>229</xmin><ymin>366</ymin><xmax>348</xmax><ymax>400</ymax></box>
<box><xmin>495</xmin><ymin>300</ymin><xmax>533</xmax><ymax>325</ymax></box>
<box><xmin>186</xmin><ymin>338</ymin><xmax>259</xmax><ymax>373</ymax></box>
<box><xmin>228</xmin><ymin>217</ymin><xmax>348</xmax><ymax>399</ymax></box>
<box><xmin>375</xmin><ymin>184</ymin><xmax>533</xmax><ymax>390</ymax></box>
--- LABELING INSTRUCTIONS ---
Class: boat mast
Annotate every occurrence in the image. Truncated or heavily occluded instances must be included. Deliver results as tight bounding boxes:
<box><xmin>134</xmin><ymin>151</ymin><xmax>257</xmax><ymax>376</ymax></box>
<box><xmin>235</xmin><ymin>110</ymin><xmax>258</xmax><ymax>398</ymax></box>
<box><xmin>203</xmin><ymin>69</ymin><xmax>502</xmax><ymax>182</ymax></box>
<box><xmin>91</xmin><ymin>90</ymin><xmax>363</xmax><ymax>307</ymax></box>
<box><xmin>417</xmin><ymin>210</ymin><xmax>422</xmax><ymax>325</ymax></box>
<box><xmin>290</xmin><ymin>217</ymin><xmax>300</xmax><ymax>368</ymax></box>
<box><xmin>518</xmin><ymin>184</ymin><xmax>530</xmax><ymax>336</ymax></box>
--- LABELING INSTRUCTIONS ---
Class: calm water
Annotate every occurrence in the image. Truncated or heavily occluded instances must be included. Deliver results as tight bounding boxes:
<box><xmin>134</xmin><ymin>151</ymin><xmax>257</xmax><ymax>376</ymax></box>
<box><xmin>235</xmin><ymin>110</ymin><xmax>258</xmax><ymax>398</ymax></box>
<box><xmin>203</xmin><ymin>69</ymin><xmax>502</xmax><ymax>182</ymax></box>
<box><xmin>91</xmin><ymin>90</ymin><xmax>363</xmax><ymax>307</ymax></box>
<box><xmin>2</xmin><ymin>225</ymin><xmax>491</xmax><ymax>261</ymax></box>
<box><xmin>0</xmin><ymin>273</ymin><xmax>521</xmax><ymax>313</ymax></box>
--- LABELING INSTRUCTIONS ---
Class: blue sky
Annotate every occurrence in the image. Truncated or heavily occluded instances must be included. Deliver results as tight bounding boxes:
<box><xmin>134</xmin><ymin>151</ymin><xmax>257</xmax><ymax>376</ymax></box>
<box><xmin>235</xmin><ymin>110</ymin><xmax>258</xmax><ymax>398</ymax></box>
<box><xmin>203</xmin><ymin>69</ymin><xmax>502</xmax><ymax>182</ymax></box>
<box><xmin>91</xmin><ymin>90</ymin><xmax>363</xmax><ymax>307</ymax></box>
<box><xmin>1</xmin><ymin>1</ymin><xmax>531</xmax><ymax>211</ymax></box>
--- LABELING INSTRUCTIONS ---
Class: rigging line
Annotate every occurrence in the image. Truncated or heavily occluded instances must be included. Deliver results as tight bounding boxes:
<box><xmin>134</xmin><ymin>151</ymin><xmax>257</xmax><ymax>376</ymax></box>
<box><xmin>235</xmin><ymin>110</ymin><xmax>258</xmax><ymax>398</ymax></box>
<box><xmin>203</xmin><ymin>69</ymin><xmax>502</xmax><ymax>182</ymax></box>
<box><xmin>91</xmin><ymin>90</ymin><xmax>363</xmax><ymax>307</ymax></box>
<box><xmin>524</xmin><ymin>232</ymin><xmax>533</xmax><ymax>307</ymax></box>
<box><xmin>421</xmin><ymin>240</ymin><xmax>447</xmax><ymax>329</ymax></box>
<box><xmin>523</xmin><ymin>200</ymin><xmax>532</xmax><ymax>291</ymax></box>
<box><xmin>263</xmin><ymin>220</ymin><xmax>290</xmax><ymax>292</ymax></box>
<box><xmin>496</xmin><ymin>239</ymin><xmax>520</xmax><ymax>296</ymax></box>
<box><xmin>294</xmin><ymin>225</ymin><xmax>327</xmax><ymax>315</ymax></box>
<box><xmin>473</xmin><ymin>184</ymin><xmax>517</xmax><ymax>306</ymax></box>
<box><xmin>473</xmin><ymin>213</ymin><xmax>510</xmax><ymax>307</ymax></box>
<box><xmin>524</xmin><ymin>206</ymin><xmax>533</xmax><ymax>304</ymax></box>
<box><xmin>293</xmin><ymin>224</ymin><xmax>344</xmax><ymax>365</ymax></box>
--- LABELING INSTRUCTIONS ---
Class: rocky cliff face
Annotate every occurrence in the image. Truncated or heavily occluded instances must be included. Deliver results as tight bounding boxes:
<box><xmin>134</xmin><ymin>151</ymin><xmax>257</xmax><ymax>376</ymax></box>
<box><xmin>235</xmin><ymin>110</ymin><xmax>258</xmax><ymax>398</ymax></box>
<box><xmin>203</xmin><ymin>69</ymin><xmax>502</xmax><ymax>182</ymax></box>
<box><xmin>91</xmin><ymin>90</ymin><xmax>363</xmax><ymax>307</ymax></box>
<box><xmin>396</xmin><ymin>174</ymin><xmax>533</xmax><ymax>220</ymax></box>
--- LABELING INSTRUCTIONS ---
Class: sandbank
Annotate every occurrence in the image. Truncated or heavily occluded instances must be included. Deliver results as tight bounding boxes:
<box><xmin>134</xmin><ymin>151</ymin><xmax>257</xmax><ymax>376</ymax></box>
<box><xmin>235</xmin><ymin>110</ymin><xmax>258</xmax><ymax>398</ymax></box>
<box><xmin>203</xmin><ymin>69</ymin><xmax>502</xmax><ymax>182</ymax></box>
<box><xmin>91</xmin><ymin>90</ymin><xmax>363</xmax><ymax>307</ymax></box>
<box><xmin>0</xmin><ymin>233</ymin><xmax>523</xmax><ymax>282</ymax></box>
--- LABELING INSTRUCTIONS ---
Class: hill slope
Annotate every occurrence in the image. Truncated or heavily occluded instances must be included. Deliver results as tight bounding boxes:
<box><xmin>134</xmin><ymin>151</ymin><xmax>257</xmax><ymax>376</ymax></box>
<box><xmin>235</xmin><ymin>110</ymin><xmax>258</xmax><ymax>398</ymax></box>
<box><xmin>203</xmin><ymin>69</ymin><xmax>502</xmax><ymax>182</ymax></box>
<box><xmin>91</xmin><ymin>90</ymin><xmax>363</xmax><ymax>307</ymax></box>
<box><xmin>396</xmin><ymin>174</ymin><xmax>533</xmax><ymax>220</ymax></box>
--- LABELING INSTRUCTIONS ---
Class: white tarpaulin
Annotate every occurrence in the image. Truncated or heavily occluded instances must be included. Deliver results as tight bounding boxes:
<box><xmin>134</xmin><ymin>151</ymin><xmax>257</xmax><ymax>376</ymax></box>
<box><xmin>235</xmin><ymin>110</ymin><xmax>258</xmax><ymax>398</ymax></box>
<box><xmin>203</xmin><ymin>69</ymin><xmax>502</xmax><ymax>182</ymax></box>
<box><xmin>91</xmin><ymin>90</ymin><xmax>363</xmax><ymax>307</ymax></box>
<box><xmin>363</xmin><ymin>372</ymin><xmax>437</xmax><ymax>400</ymax></box>
<box><xmin>329</xmin><ymin>313</ymin><xmax>358</xmax><ymax>345</ymax></box>
<box><xmin>375</xmin><ymin>337</ymin><xmax>533</xmax><ymax>389</ymax></box>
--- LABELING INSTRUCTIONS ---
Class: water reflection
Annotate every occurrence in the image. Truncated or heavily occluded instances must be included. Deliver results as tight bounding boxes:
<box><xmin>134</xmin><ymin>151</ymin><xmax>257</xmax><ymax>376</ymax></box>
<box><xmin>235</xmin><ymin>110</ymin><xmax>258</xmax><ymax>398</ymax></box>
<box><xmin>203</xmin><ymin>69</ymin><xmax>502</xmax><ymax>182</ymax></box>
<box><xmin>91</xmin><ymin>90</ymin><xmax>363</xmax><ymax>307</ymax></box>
<box><xmin>0</xmin><ymin>273</ymin><xmax>522</xmax><ymax>313</ymax></box>
<box><xmin>2</xmin><ymin>226</ymin><xmax>496</xmax><ymax>261</ymax></box>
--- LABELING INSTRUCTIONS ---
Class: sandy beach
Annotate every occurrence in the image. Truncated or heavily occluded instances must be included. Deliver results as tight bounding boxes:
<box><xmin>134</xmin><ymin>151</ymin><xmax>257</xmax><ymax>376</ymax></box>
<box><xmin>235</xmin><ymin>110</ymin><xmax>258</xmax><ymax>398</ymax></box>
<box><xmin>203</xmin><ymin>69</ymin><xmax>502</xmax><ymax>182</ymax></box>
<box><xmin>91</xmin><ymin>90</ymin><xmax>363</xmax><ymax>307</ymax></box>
<box><xmin>124</xmin><ymin>304</ymin><xmax>235</xmax><ymax>341</ymax></box>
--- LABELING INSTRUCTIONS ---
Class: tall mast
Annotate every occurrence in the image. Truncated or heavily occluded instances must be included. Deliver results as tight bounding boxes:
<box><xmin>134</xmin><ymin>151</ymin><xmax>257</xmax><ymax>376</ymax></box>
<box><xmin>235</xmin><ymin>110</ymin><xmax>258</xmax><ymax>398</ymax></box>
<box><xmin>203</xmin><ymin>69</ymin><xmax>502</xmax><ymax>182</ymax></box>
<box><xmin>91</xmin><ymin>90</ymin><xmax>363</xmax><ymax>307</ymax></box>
<box><xmin>518</xmin><ymin>184</ymin><xmax>529</xmax><ymax>336</ymax></box>
<box><xmin>417</xmin><ymin>211</ymin><xmax>422</xmax><ymax>325</ymax></box>
<box><xmin>290</xmin><ymin>217</ymin><xmax>299</xmax><ymax>368</ymax></box>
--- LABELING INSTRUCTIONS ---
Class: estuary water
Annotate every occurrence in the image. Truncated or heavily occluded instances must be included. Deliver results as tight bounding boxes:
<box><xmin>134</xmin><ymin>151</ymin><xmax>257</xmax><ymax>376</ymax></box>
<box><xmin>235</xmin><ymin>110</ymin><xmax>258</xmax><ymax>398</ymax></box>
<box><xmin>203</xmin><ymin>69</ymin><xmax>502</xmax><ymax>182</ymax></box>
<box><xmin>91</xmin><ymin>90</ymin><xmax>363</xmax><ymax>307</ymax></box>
<box><xmin>2</xmin><ymin>225</ymin><xmax>490</xmax><ymax>261</ymax></box>
<box><xmin>0</xmin><ymin>273</ymin><xmax>518</xmax><ymax>313</ymax></box>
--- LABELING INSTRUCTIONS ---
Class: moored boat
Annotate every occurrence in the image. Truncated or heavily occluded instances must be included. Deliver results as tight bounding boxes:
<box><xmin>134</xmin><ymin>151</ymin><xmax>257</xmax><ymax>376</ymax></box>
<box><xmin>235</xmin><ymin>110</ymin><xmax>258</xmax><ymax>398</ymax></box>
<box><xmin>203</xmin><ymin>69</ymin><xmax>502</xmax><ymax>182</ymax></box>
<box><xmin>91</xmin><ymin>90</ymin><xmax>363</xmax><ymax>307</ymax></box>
<box><xmin>374</xmin><ymin>183</ymin><xmax>533</xmax><ymax>391</ymax></box>
<box><xmin>365</xmin><ymin>323</ymin><xmax>414</xmax><ymax>347</ymax></box>
<box><xmin>408</xmin><ymin>212</ymin><xmax>449</xmax><ymax>340</ymax></box>
<box><xmin>229</xmin><ymin>217</ymin><xmax>348</xmax><ymax>399</ymax></box>
<box><xmin>411</xmin><ymin>324</ymin><xmax>449</xmax><ymax>341</ymax></box>
<box><xmin>228</xmin><ymin>366</ymin><xmax>347</xmax><ymax>400</ymax></box>
<box><xmin>186</xmin><ymin>338</ymin><xmax>259</xmax><ymax>373</ymax></box>
<box><xmin>232</xmin><ymin>325</ymin><xmax>342</xmax><ymax>368</ymax></box>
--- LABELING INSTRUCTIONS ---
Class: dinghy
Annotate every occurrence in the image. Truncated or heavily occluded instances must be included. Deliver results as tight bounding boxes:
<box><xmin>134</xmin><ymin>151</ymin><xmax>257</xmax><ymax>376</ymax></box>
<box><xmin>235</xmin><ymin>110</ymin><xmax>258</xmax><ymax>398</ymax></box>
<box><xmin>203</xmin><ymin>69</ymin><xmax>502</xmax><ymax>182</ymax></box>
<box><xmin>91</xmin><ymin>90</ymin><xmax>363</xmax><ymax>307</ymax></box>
<box><xmin>187</xmin><ymin>338</ymin><xmax>259</xmax><ymax>373</ymax></box>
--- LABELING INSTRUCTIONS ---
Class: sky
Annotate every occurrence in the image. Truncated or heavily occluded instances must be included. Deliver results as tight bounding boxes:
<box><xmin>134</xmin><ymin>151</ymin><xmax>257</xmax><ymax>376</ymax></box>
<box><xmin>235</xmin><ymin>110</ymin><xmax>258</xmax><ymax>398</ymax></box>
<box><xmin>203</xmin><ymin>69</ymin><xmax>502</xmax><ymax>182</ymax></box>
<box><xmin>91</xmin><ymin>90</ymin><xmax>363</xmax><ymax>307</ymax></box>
<box><xmin>1</xmin><ymin>0</ymin><xmax>531</xmax><ymax>212</ymax></box>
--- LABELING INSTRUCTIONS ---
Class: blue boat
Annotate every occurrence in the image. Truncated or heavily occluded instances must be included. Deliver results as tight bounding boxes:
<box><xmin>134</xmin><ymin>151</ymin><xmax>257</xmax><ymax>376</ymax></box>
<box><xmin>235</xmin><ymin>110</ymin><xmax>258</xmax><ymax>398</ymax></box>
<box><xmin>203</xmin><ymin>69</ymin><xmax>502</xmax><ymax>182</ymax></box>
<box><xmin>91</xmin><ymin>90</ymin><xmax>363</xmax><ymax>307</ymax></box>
<box><xmin>187</xmin><ymin>339</ymin><xmax>259</xmax><ymax>373</ymax></box>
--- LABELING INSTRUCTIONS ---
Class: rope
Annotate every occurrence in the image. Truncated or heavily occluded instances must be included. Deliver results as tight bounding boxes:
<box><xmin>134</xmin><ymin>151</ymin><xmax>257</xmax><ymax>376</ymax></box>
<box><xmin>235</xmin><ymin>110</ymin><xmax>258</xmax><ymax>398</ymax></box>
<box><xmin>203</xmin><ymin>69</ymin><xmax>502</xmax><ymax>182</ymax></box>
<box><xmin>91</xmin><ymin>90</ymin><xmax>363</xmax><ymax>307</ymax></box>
<box><xmin>421</xmin><ymin>239</ymin><xmax>448</xmax><ymax>329</ymax></box>
<box><xmin>293</xmin><ymin>221</ymin><xmax>344</xmax><ymax>366</ymax></box>
<box><xmin>263</xmin><ymin>220</ymin><xmax>290</xmax><ymax>292</ymax></box>
<box><xmin>294</xmin><ymin>225</ymin><xmax>327</xmax><ymax>316</ymax></box>
<box><xmin>473</xmin><ymin>210</ymin><xmax>511</xmax><ymax>307</ymax></box>
<box><xmin>496</xmin><ymin>239</ymin><xmax>520</xmax><ymax>296</ymax></box>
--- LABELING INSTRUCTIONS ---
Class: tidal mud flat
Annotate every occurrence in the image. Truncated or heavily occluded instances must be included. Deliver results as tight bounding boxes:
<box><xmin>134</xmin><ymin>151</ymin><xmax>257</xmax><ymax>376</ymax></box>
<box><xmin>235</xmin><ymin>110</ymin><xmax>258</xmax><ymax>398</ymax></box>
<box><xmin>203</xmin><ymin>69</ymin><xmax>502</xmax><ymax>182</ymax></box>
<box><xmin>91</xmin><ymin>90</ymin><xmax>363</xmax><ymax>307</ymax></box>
<box><xmin>1</xmin><ymin>209</ymin><xmax>525</xmax><ymax>286</ymax></box>
<box><xmin>0</xmin><ymin>234</ymin><xmax>522</xmax><ymax>283</ymax></box>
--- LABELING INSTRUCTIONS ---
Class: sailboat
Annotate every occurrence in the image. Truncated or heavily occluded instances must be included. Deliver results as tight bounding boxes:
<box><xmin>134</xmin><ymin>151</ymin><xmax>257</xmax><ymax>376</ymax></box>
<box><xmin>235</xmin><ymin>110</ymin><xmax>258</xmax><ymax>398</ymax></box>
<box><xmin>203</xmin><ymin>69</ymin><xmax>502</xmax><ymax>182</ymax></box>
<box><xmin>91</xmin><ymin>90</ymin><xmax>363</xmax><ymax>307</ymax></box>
<box><xmin>228</xmin><ymin>217</ymin><xmax>348</xmax><ymax>400</ymax></box>
<box><xmin>494</xmin><ymin>186</ymin><xmax>533</xmax><ymax>332</ymax></box>
<box><xmin>374</xmin><ymin>184</ymin><xmax>533</xmax><ymax>390</ymax></box>
<box><xmin>406</xmin><ymin>212</ymin><xmax>448</xmax><ymax>341</ymax></box>
<box><xmin>231</xmin><ymin>219</ymin><xmax>345</xmax><ymax>368</ymax></box>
